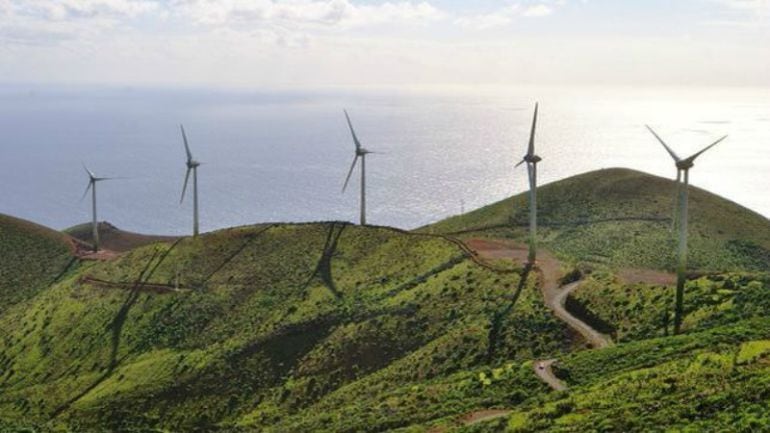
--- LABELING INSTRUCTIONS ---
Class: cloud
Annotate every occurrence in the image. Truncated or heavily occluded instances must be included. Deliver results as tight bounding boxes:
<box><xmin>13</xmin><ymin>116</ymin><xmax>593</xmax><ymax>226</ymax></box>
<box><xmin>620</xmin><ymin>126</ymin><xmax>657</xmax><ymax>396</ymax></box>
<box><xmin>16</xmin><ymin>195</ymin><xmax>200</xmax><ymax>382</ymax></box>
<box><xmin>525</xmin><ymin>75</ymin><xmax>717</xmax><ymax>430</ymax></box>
<box><xmin>0</xmin><ymin>0</ymin><xmax>443</xmax><ymax>47</ymax></box>
<box><xmin>0</xmin><ymin>0</ymin><xmax>159</xmax><ymax>45</ymax></box>
<box><xmin>716</xmin><ymin>0</ymin><xmax>769</xmax><ymax>11</ymax></box>
<box><xmin>454</xmin><ymin>5</ymin><xmax>520</xmax><ymax>30</ymax></box>
<box><xmin>172</xmin><ymin>0</ymin><xmax>444</xmax><ymax>29</ymax></box>
<box><xmin>523</xmin><ymin>4</ymin><xmax>553</xmax><ymax>17</ymax></box>
<box><xmin>42</xmin><ymin>0</ymin><xmax>158</xmax><ymax>19</ymax></box>
<box><xmin>454</xmin><ymin>2</ymin><xmax>557</xmax><ymax>30</ymax></box>
<box><xmin>712</xmin><ymin>0</ymin><xmax>770</xmax><ymax>21</ymax></box>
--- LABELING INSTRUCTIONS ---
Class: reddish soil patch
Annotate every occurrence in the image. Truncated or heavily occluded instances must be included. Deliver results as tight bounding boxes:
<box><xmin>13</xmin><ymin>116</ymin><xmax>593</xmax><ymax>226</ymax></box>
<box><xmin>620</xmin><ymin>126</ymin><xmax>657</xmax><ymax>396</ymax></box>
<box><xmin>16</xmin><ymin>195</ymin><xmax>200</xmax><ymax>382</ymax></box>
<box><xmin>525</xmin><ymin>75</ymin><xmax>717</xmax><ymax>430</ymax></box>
<box><xmin>465</xmin><ymin>238</ymin><xmax>529</xmax><ymax>262</ymax></box>
<box><xmin>69</xmin><ymin>238</ymin><xmax>120</xmax><ymax>261</ymax></box>
<box><xmin>618</xmin><ymin>268</ymin><xmax>676</xmax><ymax>285</ymax></box>
<box><xmin>464</xmin><ymin>238</ymin><xmax>562</xmax><ymax>287</ymax></box>
<box><xmin>76</xmin><ymin>249</ymin><xmax>121</xmax><ymax>261</ymax></box>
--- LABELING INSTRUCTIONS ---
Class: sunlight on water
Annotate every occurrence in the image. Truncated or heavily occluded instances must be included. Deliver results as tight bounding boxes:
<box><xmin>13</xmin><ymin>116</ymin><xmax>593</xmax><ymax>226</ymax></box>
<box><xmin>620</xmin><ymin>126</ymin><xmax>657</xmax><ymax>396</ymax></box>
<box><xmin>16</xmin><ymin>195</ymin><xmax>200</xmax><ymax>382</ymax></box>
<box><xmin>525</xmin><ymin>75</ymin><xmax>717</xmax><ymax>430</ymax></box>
<box><xmin>0</xmin><ymin>85</ymin><xmax>767</xmax><ymax>234</ymax></box>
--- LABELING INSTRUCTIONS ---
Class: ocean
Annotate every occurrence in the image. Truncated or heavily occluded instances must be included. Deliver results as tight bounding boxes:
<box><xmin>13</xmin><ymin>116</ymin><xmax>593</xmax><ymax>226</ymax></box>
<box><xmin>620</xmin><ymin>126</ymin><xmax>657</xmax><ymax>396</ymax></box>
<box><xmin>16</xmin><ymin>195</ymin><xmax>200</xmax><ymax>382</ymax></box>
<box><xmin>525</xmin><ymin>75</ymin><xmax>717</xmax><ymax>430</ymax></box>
<box><xmin>0</xmin><ymin>84</ymin><xmax>768</xmax><ymax>235</ymax></box>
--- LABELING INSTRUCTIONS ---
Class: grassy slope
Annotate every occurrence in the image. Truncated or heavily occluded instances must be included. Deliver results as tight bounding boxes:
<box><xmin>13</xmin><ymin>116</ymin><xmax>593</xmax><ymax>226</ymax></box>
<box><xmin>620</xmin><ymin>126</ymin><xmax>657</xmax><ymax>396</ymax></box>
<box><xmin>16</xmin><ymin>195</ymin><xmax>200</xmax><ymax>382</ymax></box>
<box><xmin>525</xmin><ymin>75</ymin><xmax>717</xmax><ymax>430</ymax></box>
<box><xmin>3</xmin><ymin>168</ymin><xmax>770</xmax><ymax>432</ymax></box>
<box><xmin>0</xmin><ymin>222</ymin><xmax>570</xmax><ymax>432</ymax></box>
<box><xmin>64</xmin><ymin>221</ymin><xmax>178</xmax><ymax>252</ymax></box>
<box><xmin>421</xmin><ymin>168</ymin><xmax>770</xmax><ymax>272</ymax></box>
<box><xmin>394</xmin><ymin>272</ymin><xmax>770</xmax><ymax>433</ymax></box>
<box><xmin>453</xmin><ymin>317</ymin><xmax>770</xmax><ymax>433</ymax></box>
<box><xmin>0</xmin><ymin>214</ymin><xmax>76</xmax><ymax>315</ymax></box>
<box><xmin>569</xmin><ymin>272</ymin><xmax>769</xmax><ymax>342</ymax></box>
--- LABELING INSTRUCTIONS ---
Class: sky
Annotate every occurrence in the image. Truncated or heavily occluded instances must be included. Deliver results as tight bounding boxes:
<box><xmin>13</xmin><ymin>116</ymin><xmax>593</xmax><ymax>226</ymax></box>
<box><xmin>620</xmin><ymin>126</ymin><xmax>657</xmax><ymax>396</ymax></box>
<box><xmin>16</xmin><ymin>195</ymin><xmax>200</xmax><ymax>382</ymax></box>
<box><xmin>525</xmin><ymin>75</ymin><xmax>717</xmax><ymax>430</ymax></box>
<box><xmin>0</xmin><ymin>0</ymin><xmax>769</xmax><ymax>89</ymax></box>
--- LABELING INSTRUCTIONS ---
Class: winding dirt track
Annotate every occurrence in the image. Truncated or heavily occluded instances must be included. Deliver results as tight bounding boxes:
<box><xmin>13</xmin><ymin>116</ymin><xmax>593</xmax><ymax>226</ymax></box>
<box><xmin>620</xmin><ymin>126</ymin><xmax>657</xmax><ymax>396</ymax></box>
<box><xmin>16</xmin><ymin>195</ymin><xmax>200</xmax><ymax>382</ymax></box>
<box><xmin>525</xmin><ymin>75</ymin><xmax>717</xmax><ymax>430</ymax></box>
<box><xmin>533</xmin><ymin>359</ymin><xmax>567</xmax><ymax>391</ymax></box>
<box><xmin>467</xmin><ymin>238</ymin><xmax>612</xmax><ymax>393</ymax></box>
<box><xmin>543</xmin><ymin>280</ymin><xmax>613</xmax><ymax>350</ymax></box>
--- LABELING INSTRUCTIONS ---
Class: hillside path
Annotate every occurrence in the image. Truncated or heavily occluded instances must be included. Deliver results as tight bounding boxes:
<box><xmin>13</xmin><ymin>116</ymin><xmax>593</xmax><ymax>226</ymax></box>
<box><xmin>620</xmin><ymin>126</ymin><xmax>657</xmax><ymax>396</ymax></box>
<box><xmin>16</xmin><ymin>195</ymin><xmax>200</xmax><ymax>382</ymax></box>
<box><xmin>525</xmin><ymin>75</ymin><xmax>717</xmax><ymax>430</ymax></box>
<box><xmin>467</xmin><ymin>238</ymin><xmax>612</xmax><ymax>389</ymax></box>
<box><xmin>533</xmin><ymin>359</ymin><xmax>567</xmax><ymax>391</ymax></box>
<box><xmin>543</xmin><ymin>280</ymin><xmax>613</xmax><ymax>349</ymax></box>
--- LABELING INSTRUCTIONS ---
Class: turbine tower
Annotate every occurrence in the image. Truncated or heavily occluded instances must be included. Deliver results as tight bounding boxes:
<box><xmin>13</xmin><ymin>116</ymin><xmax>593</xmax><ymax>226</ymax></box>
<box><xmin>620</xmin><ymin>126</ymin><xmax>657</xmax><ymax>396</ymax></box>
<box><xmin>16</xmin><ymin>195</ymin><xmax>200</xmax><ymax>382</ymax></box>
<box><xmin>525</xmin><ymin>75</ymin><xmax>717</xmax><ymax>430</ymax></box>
<box><xmin>180</xmin><ymin>124</ymin><xmax>201</xmax><ymax>237</ymax></box>
<box><xmin>81</xmin><ymin>165</ymin><xmax>115</xmax><ymax>252</ymax></box>
<box><xmin>342</xmin><ymin>110</ymin><xmax>375</xmax><ymax>226</ymax></box>
<box><xmin>515</xmin><ymin>103</ymin><xmax>542</xmax><ymax>266</ymax></box>
<box><xmin>646</xmin><ymin>125</ymin><xmax>727</xmax><ymax>334</ymax></box>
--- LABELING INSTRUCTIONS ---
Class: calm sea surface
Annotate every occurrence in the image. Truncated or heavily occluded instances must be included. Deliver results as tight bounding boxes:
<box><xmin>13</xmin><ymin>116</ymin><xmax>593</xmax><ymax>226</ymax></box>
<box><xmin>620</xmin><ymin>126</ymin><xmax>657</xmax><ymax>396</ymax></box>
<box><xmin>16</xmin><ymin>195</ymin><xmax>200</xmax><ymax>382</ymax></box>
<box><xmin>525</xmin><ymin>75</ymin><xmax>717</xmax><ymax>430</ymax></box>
<box><xmin>0</xmin><ymin>84</ymin><xmax>768</xmax><ymax>235</ymax></box>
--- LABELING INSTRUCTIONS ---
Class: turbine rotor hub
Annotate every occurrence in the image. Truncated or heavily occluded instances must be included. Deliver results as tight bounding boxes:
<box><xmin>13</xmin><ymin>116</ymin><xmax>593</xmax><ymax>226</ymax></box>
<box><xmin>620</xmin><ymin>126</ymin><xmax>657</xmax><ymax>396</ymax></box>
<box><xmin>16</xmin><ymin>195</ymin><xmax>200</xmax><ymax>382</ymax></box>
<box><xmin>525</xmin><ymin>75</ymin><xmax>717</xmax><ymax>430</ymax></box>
<box><xmin>524</xmin><ymin>154</ymin><xmax>542</xmax><ymax>163</ymax></box>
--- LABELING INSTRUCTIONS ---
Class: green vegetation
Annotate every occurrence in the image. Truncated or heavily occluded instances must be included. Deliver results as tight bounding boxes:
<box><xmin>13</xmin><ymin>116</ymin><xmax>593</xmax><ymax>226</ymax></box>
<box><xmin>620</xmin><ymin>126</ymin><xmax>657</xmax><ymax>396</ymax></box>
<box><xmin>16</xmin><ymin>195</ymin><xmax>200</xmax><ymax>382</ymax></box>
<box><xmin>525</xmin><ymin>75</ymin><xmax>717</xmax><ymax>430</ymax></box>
<box><xmin>0</xmin><ymin>214</ymin><xmax>76</xmax><ymax>315</ymax></box>
<box><xmin>569</xmin><ymin>272</ymin><xmax>770</xmax><ymax>342</ymax></box>
<box><xmin>422</xmin><ymin>168</ymin><xmax>770</xmax><ymax>272</ymax></box>
<box><xmin>0</xmin><ymin>220</ymin><xmax>569</xmax><ymax>432</ymax></box>
<box><xmin>2</xmin><ymin>168</ymin><xmax>769</xmax><ymax>432</ymax></box>
<box><xmin>455</xmin><ymin>318</ymin><xmax>770</xmax><ymax>433</ymax></box>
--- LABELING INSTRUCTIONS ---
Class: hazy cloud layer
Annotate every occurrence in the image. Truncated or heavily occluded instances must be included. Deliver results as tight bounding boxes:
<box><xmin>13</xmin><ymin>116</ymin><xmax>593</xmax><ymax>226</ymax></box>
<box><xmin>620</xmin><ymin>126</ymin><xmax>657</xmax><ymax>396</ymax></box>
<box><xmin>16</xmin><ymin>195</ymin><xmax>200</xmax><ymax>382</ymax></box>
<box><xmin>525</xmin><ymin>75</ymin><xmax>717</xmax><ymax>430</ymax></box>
<box><xmin>0</xmin><ymin>0</ymin><xmax>768</xmax><ymax>87</ymax></box>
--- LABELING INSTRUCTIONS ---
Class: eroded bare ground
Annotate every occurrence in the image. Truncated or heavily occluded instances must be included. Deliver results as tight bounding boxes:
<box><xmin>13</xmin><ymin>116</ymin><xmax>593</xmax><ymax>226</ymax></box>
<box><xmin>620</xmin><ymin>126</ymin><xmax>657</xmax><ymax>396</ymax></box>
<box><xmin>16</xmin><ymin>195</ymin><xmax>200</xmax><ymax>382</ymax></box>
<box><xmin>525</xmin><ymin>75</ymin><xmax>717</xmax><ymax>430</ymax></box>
<box><xmin>68</xmin><ymin>237</ymin><xmax>121</xmax><ymax>261</ymax></box>
<box><xmin>618</xmin><ymin>268</ymin><xmax>676</xmax><ymax>285</ymax></box>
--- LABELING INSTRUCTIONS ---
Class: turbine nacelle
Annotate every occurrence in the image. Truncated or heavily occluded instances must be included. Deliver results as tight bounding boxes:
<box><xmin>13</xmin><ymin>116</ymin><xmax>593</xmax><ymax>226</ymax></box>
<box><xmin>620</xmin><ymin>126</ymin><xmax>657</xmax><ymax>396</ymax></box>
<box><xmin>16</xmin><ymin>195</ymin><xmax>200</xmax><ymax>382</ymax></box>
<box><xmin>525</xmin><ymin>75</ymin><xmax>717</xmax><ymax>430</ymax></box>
<box><xmin>522</xmin><ymin>154</ymin><xmax>542</xmax><ymax>164</ymax></box>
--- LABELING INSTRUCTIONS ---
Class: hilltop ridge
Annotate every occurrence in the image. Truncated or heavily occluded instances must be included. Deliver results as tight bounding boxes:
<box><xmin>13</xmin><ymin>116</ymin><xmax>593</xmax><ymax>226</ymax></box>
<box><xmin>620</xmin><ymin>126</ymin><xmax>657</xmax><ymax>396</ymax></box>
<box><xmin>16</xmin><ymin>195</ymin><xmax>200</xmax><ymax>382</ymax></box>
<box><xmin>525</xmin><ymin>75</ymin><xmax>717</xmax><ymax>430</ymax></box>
<box><xmin>64</xmin><ymin>221</ymin><xmax>179</xmax><ymax>253</ymax></box>
<box><xmin>423</xmin><ymin>168</ymin><xmax>770</xmax><ymax>272</ymax></box>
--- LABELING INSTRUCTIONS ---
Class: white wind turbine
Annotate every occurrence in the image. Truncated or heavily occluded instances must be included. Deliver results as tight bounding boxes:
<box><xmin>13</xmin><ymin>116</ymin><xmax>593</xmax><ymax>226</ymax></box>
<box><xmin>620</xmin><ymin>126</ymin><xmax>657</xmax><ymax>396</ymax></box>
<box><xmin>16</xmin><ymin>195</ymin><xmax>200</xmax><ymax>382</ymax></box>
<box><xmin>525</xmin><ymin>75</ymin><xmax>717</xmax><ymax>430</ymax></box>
<box><xmin>646</xmin><ymin>125</ymin><xmax>727</xmax><ymax>334</ymax></box>
<box><xmin>81</xmin><ymin>165</ymin><xmax>118</xmax><ymax>252</ymax></box>
<box><xmin>342</xmin><ymin>110</ymin><xmax>376</xmax><ymax>226</ymax></box>
<box><xmin>515</xmin><ymin>103</ymin><xmax>542</xmax><ymax>266</ymax></box>
<box><xmin>180</xmin><ymin>124</ymin><xmax>201</xmax><ymax>237</ymax></box>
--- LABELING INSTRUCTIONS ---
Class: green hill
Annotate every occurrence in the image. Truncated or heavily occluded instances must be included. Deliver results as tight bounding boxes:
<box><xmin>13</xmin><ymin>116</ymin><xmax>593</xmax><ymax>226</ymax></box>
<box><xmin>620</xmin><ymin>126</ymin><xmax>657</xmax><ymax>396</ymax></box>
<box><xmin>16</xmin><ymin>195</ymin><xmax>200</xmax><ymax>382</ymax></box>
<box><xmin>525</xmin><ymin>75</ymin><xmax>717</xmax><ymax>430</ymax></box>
<box><xmin>421</xmin><ymin>168</ymin><xmax>770</xmax><ymax>272</ymax></box>
<box><xmin>64</xmin><ymin>221</ymin><xmax>178</xmax><ymax>252</ymax></box>
<box><xmin>0</xmin><ymin>222</ymin><xmax>569</xmax><ymax>432</ymax></box>
<box><xmin>1</xmin><ymin>169</ymin><xmax>769</xmax><ymax>433</ymax></box>
<box><xmin>0</xmin><ymin>214</ymin><xmax>77</xmax><ymax>315</ymax></box>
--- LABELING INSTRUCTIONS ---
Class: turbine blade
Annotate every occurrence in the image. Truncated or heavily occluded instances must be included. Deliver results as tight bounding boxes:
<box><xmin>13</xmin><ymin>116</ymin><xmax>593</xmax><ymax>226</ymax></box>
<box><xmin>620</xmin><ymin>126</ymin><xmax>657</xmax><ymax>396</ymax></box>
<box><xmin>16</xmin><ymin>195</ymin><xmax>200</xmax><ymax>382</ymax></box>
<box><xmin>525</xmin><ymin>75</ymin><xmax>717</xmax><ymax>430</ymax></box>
<box><xmin>82</xmin><ymin>163</ymin><xmax>96</xmax><ymax>180</ymax></box>
<box><xmin>180</xmin><ymin>167</ymin><xmax>192</xmax><ymax>204</ymax></box>
<box><xmin>181</xmin><ymin>124</ymin><xmax>193</xmax><ymax>163</ymax></box>
<box><xmin>683</xmin><ymin>135</ymin><xmax>727</xmax><ymax>164</ymax></box>
<box><xmin>515</xmin><ymin>159</ymin><xmax>526</xmax><ymax>168</ymax></box>
<box><xmin>80</xmin><ymin>181</ymin><xmax>93</xmax><ymax>202</ymax></box>
<box><xmin>527</xmin><ymin>103</ymin><xmax>538</xmax><ymax>157</ymax></box>
<box><xmin>342</xmin><ymin>155</ymin><xmax>359</xmax><ymax>193</ymax></box>
<box><xmin>645</xmin><ymin>125</ymin><xmax>681</xmax><ymax>162</ymax></box>
<box><xmin>344</xmin><ymin>110</ymin><xmax>362</xmax><ymax>151</ymax></box>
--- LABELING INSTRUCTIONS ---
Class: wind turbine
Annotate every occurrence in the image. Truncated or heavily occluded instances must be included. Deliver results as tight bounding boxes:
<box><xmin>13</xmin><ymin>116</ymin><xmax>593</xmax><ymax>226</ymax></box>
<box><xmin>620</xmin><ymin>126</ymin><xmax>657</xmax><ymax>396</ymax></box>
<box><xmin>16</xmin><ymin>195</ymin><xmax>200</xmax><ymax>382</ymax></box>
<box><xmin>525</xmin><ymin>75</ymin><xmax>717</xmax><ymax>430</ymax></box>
<box><xmin>81</xmin><ymin>165</ymin><xmax>117</xmax><ymax>252</ymax></box>
<box><xmin>515</xmin><ymin>103</ymin><xmax>542</xmax><ymax>266</ymax></box>
<box><xmin>179</xmin><ymin>124</ymin><xmax>202</xmax><ymax>237</ymax></box>
<box><xmin>342</xmin><ymin>110</ymin><xmax>376</xmax><ymax>226</ymax></box>
<box><xmin>646</xmin><ymin>125</ymin><xmax>727</xmax><ymax>334</ymax></box>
